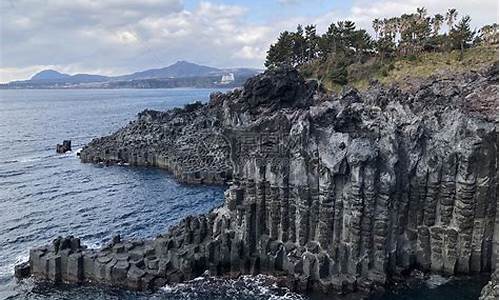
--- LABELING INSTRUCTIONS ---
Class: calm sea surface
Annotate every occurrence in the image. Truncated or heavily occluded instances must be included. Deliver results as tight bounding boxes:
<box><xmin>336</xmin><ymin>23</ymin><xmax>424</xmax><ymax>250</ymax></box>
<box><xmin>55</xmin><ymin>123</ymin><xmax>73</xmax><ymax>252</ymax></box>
<box><xmin>0</xmin><ymin>89</ymin><xmax>486</xmax><ymax>300</ymax></box>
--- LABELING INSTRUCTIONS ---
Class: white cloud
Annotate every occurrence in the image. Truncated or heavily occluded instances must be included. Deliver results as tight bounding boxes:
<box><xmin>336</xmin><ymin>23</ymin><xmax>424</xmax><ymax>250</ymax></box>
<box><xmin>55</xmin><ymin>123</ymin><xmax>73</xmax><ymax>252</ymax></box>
<box><xmin>0</xmin><ymin>66</ymin><xmax>50</xmax><ymax>83</ymax></box>
<box><xmin>234</xmin><ymin>45</ymin><xmax>264</xmax><ymax>60</ymax></box>
<box><xmin>1</xmin><ymin>0</ymin><xmax>279</xmax><ymax>82</ymax></box>
<box><xmin>114</xmin><ymin>31</ymin><xmax>140</xmax><ymax>44</ymax></box>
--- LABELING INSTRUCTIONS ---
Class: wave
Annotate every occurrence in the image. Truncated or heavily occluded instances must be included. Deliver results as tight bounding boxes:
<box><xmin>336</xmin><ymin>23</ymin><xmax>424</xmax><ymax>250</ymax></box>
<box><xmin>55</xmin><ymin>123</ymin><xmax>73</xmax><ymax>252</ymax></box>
<box><xmin>0</xmin><ymin>254</ymin><xmax>29</xmax><ymax>279</ymax></box>
<box><xmin>0</xmin><ymin>171</ymin><xmax>25</xmax><ymax>178</ymax></box>
<box><xmin>161</xmin><ymin>274</ymin><xmax>305</xmax><ymax>300</ymax></box>
<box><xmin>15</xmin><ymin>156</ymin><xmax>44</xmax><ymax>163</ymax></box>
<box><xmin>0</xmin><ymin>148</ymin><xmax>81</xmax><ymax>166</ymax></box>
<box><xmin>0</xmin><ymin>155</ymin><xmax>45</xmax><ymax>166</ymax></box>
<box><xmin>425</xmin><ymin>274</ymin><xmax>451</xmax><ymax>289</ymax></box>
<box><xmin>84</xmin><ymin>240</ymin><xmax>103</xmax><ymax>250</ymax></box>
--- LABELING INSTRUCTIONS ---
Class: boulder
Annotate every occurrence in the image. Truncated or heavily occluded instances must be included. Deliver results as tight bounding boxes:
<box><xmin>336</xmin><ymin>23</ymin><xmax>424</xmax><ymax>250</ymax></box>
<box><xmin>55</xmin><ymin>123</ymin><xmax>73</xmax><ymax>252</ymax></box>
<box><xmin>56</xmin><ymin>140</ymin><xmax>72</xmax><ymax>153</ymax></box>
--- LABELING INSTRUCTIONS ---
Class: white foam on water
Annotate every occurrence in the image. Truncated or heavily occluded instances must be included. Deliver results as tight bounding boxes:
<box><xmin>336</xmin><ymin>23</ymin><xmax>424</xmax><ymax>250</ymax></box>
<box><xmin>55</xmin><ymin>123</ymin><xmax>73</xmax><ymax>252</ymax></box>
<box><xmin>14</xmin><ymin>254</ymin><xmax>28</xmax><ymax>265</ymax></box>
<box><xmin>161</xmin><ymin>284</ymin><xmax>174</xmax><ymax>293</ymax></box>
<box><xmin>0</xmin><ymin>264</ymin><xmax>13</xmax><ymax>278</ymax></box>
<box><xmin>17</xmin><ymin>156</ymin><xmax>42</xmax><ymax>163</ymax></box>
<box><xmin>160</xmin><ymin>274</ymin><xmax>306</xmax><ymax>300</ymax></box>
<box><xmin>425</xmin><ymin>274</ymin><xmax>451</xmax><ymax>289</ymax></box>
<box><xmin>58</xmin><ymin>151</ymin><xmax>75</xmax><ymax>158</ymax></box>
<box><xmin>0</xmin><ymin>254</ymin><xmax>29</xmax><ymax>278</ymax></box>
<box><xmin>85</xmin><ymin>241</ymin><xmax>102</xmax><ymax>249</ymax></box>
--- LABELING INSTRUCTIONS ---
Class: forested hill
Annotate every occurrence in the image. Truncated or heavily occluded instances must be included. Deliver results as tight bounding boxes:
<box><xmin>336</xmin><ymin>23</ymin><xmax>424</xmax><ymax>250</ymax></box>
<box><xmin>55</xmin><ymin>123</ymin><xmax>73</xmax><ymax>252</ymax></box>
<box><xmin>264</xmin><ymin>7</ymin><xmax>499</xmax><ymax>91</ymax></box>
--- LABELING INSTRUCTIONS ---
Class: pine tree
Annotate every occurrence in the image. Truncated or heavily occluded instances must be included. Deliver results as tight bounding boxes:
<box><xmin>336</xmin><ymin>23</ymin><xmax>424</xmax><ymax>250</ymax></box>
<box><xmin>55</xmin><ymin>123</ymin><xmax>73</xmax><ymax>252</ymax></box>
<box><xmin>372</xmin><ymin>19</ymin><xmax>381</xmax><ymax>39</ymax></box>
<box><xmin>376</xmin><ymin>35</ymin><xmax>396</xmax><ymax>60</ymax></box>
<box><xmin>446</xmin><ymin>8</ymin><xmax>458</xmax><ymax>31</ymax></box>
<box><xmin>264</xmin><ymin>31</ymin><xmax>295</xmax><ymax>68</ymax></box>
<box><xmin>449</xmin><ymin>15</ymin><xmax>475</xmax><ymax>60</ymax></box>
<box><xmin>343</xmin><ymin>20</ymin><xmax>356</xmax><ymax>42</ymax></box>
<box><xmin>292</xmin><ymin>25</ymin><xmax>306</xmax><ymax>65</ymax></box>
<box><xmin>304</xmin><ymin>25</ymin><xmax>319</xmax><ymax>61</ymax></box>
<box><xmin>427</xmin><ymin>14</ymin><xmax>445</xmax><ymax>51</ymax></box>
<box><xmin>432</xmin><ymin>14</ymin><xmax>444</xmax><ymax>35</ymax></box>
<box><xmin>417</xmin><ymin>7</ymin><xmax>427</xmax><ymax>20</ymax></box>
<box><xmin>326</xmin><ymin>51</ymin><xmax>349</xmax><ymax>85</ymax></box>
<box><xmin>331</xmin><ymin>20</ymin><xmax>355</xmax><ymax>52</ymax></box>
<box><xmin>351</xmin><ymin>29</ymin><xmax>373</xmax><ymax>62</ymax></box>
<box><xmin>320</xmin><ymin>23</ymin><xmax>343</xmax><ymax>56</ymax></box>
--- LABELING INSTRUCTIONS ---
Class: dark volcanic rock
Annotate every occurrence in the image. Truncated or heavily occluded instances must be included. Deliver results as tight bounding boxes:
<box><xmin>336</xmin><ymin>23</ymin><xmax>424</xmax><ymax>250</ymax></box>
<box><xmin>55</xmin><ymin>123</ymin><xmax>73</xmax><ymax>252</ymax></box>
<box><xmin>20</xmin><ymin>65</ymin><xmax>499</xmax><ymax>295</ymax></box>
<box><xmin>56</xmin><ymin>140</ymin><xmax>71</xmax><ymax>153</ymax></box>
<box><xmin>14</xmin><ymin>261</ymin><xmax>30</xmax><ymax>279</ymax></box>
<box><xmin>79</xmin><ymin>101</ymin><xmax>233</xmax><ymax>184</ymax></box>
<box><xmin>480</xmin><ymin>268</ymin><xmax>499</xmax><ymax>300</ymax></box>
<box><xmin>240</xmin><ymin>65</ymin><xmax>318</xmax><ymax>111</ymax></box>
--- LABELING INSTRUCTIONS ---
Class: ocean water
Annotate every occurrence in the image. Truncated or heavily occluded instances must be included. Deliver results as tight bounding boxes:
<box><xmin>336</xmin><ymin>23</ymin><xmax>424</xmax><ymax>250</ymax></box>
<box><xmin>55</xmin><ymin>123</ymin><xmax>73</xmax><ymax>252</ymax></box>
<box><xmin>0</xmin><ymin>89</ymin><xmax>487</xmax><ymax>300</ymax></box>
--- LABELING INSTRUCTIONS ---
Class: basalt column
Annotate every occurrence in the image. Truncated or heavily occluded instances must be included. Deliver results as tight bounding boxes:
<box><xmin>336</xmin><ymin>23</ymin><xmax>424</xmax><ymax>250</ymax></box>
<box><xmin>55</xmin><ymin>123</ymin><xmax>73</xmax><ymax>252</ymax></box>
<box><xmin>347</xmin><ymin>162</ymin><xmax>363</xmax><ymax>276</ymax></box>
<box><xmin>20</xmin><ymin>63</ymin><xmax>499</xmax><ymax>296</ymax></box>
<box><xmin>317</xmin><ymin>167</ymin><xmax>335</xmax><ymax>250</ymax></box>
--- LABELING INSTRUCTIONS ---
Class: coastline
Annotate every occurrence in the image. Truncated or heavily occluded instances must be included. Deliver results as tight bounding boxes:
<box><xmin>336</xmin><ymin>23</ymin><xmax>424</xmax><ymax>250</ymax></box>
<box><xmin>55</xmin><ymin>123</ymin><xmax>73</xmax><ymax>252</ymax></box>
<box><xmin>15</xmin><ymin>64</ymin><xmax>499</xmax><ymax>297</ymax></box>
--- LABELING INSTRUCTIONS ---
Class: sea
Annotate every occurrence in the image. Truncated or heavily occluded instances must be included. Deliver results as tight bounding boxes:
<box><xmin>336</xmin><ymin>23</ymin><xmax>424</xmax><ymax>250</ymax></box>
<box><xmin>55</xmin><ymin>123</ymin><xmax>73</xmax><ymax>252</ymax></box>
<box><xmin>0</xmin><ymin>88</ymin><xmax>487</xmax><ymax>300</ymax></box>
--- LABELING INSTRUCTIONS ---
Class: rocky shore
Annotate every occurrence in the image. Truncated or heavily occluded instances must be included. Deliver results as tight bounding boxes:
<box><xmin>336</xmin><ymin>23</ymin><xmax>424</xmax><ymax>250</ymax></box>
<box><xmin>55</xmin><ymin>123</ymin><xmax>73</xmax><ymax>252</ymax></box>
<box><xmin>16</xmin><ymin>64</ymin><xmax>499</xmax><ymax>296</ymax></box>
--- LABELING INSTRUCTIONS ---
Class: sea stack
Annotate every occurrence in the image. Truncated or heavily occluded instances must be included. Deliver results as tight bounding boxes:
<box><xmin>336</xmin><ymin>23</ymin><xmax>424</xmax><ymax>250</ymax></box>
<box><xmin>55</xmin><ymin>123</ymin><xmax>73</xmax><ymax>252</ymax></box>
<box><xmin>19</xmin><ymin>64</ymin><xmax>498</xmax><ymax>295</ymax></box>
<box><xmin>56</xmin><ymin>140</ymin><xmax>72</xmax><ymax>153</ymax></box>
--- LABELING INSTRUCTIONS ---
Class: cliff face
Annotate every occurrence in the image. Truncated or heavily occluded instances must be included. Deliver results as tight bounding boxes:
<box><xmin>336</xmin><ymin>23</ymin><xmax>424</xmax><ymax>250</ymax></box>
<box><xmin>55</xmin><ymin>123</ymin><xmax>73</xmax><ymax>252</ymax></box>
<box><xmin>80</xmin><ymin>101</ymin><xmax>233</xmax><ymax>184</ymax></box>
<box><xmin>20</xmin><ymin>65</ymin><xmax>499</xmax><ymax>294</ymax></box>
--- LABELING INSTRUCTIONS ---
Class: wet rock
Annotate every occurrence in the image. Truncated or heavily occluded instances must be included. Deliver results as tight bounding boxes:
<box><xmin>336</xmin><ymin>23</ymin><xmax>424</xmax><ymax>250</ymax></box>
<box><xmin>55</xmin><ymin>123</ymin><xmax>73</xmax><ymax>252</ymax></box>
<box><xmin>111</xmin><ymin>260</ymin><xmax>130</xmax><ymax>285</ymax></box>
<box><xmin>56</xmin><ymin>140</ymin><xmax>71</xmax><ymax>153</ymax></box>
<box><xmin>14</xmin><ymin>262</ymin><xmax>30</xmax><ymax>279</ymax></box>
<box><xmin>127</xmin><ymin>265</ymin><xmax>146</xmax><ymax>290</ymax></box>
<box><xmin>66</xmin><ymin>253</ymin><xmax>83</xmax><ymax>282</ymax></box>
<box><xmin>480</xmin><ymin>268</ymin><xmax>499</xmax><ymax>300</ymax></box>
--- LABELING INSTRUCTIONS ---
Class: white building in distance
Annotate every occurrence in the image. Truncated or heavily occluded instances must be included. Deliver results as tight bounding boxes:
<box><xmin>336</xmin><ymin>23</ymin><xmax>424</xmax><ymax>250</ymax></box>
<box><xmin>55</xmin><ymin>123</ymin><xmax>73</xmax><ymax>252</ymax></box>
<box><xmin>220</xmin><ymin>73</ymin><xmax>235</xmax><ymax>84</ymax></box>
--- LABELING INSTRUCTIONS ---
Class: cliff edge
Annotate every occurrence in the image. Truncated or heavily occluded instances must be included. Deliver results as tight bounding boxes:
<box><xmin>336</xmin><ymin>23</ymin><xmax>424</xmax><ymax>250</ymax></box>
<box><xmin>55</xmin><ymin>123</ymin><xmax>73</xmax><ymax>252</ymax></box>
<box><xmin>17</xmin><ymin>64</ymin><xmax>499</xmax><ymax>296</ymax></box>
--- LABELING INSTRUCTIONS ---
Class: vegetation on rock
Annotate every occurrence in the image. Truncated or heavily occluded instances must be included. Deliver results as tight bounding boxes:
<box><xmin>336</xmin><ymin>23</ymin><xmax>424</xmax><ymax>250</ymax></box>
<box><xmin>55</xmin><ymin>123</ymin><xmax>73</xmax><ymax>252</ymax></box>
<box><xmin>265</xmin><ymin>7</ymin><xmax>499</xmax><ymax>91</ymax></box>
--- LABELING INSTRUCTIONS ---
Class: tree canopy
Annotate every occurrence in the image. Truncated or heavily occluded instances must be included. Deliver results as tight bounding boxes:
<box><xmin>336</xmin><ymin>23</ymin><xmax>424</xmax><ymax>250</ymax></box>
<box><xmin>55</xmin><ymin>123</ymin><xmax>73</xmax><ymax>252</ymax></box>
<box><xmin>265</xmin><ymin>7</ymin><xmax>497</xmax><ymax>71</ymax></box>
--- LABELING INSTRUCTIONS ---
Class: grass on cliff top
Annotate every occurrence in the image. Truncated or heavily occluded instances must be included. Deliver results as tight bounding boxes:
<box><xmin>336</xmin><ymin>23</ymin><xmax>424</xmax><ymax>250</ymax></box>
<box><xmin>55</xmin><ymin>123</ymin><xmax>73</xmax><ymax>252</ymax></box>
<box><xmin>303</xmin><ymin>45</ymin><xmax>499</xmax><ymax>92</ymax></box>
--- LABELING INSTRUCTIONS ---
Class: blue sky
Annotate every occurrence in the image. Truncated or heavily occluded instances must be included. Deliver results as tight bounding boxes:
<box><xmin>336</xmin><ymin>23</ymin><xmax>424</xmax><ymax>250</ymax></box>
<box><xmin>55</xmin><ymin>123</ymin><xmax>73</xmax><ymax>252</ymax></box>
<box><xmin>0</xmin><ymin>0</ymin><xmax>498</xmax><ymax>82</ymax></box>
<box><xmin>183</xmin><ymin>0</ymin><xmax>350</xmax><ymax>23</ymax></box>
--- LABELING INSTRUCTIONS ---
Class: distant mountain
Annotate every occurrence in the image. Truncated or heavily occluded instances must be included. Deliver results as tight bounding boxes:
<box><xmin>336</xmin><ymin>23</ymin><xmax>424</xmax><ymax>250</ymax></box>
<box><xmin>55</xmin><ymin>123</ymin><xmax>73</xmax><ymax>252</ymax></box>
<box><xmin>2</xmin><ymin>61</ymin><xmax>262</xmax><ymax>89</ymax></box>
<box><xmin>117</xmin><ymin>61</ymin><xmax>223</xmax><ymax>80</ymax></box>
<box><xmin>31</xmin><ymin>70</ymin><xmax>71</xmax><ymax>81</ymax></box>
<box><xmin>67</xmin><ymin>74</ymin><xmax>109</xmax><ymax>83</ymax></box>
<box><xmin>29</xmin><ymin>70</ymin><xmax>109</xmax><ymax>83</ymax></box>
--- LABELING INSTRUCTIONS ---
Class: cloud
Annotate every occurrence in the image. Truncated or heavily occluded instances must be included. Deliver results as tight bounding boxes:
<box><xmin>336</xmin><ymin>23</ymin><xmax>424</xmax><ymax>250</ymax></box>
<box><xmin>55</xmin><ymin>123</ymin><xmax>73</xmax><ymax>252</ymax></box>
<box><xmin>114</xmin><ymin>31</ymin><xmax>140</xmax><ymax>44</ymax></box>
<box><xmin>0</xmin><ymin>0</ymin><xmax>497</xmax><ymax>83</ymax></box>
<box><xmin>0</xmin><ymin>0</ymin><xmax>279</xmax><ymax>82</ymax></box>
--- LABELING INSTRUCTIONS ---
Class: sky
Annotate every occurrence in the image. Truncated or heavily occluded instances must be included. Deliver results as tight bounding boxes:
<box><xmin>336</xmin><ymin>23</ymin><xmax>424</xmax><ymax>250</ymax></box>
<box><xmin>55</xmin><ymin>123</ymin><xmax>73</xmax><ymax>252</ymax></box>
<box><xmin>0</xmin><ymin>0</ymin><xmax>498</xmax><ymax>83</ymax></box>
